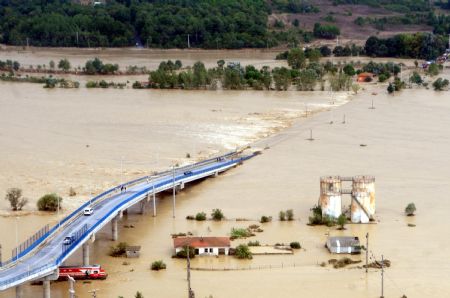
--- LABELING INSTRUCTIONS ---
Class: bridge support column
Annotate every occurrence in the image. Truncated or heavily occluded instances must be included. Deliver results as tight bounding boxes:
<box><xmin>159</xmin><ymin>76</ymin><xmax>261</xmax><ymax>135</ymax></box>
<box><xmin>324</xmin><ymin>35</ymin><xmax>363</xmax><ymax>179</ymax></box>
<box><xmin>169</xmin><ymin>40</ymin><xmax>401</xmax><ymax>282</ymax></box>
<box><xmin>43</xmin><ymin>280</ymin><xmax>50</xmax><ymax>298</ymax></box>
<box><xmin>112</xmin><ymin>216</ymin><xmax>118</xmax><ymax>241</ymax></box>
<box><xmin>82</xmin><ymin>243</ymin><xmax>89</xmax><ymax>266</ymax></box>
<box><xmin>139</xmin><ymin>200</ymin><xmax>145</xmax><ymax>214</ymax></box>
<box><xmin>15</xmin><ymin>285</ymin><xmax>24</xmax><ymax>298</ymax></box>
<box><xmin>152</xmin><ymin>191</ymin><xmax>156</xmax><ymax>217</ymax></box>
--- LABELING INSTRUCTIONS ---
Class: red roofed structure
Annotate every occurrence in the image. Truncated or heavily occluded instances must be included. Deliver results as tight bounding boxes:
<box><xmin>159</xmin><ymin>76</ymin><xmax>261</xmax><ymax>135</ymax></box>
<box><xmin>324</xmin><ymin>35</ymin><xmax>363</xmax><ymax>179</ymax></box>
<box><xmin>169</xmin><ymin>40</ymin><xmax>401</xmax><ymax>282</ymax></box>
<box><xmin>173</xmin><ymin>237</ymin><xmax>230</xmax><ymax>256</ymax></box>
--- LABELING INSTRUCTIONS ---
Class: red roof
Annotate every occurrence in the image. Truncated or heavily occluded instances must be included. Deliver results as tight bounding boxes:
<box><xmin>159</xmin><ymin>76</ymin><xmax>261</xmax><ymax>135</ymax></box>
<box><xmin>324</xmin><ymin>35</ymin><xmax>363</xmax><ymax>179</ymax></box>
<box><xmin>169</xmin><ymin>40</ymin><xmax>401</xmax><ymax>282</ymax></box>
<box><xmin>173</xmin><ymin>237</ymin><xmax>230</xmax><ymax>248</ymax></box>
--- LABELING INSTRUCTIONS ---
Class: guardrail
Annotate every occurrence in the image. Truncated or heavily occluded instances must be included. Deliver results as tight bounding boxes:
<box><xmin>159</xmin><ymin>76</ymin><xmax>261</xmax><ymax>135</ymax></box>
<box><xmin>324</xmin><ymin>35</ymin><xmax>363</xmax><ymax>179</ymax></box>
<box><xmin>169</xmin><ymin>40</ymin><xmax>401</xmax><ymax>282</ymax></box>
<box><xmin>0</xmin><ymin>152</ymin><xmax>254</xmax><ymax>290</ymax></box>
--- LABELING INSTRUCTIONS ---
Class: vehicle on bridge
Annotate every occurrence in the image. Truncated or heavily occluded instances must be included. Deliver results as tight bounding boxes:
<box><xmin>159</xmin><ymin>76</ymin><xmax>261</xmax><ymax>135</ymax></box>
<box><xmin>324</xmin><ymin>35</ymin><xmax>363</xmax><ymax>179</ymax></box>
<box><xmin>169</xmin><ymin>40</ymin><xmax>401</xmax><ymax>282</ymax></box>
<box><xmin>58</xmin><ymin>265</ymin><xmax>107</xmax><ymax>280</ymax></box>
<box><xmin>63</xmin><ymin>236</ymin><xmax>75</xmax><ymax>245</ymax></box>
<box><xmin>83</xmin><ymin>207</ymin><xmax>94</xmax><ymax>216</ymax></box>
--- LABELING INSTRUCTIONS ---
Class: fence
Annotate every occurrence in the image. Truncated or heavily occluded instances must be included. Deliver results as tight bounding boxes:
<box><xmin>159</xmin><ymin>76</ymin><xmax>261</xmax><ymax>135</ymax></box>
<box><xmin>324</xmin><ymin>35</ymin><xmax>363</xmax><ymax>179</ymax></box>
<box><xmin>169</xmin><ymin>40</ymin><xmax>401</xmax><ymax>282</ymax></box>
<box><xmin>191</xmin><ymin>263</ymin><xmax>302</xmax><ymax>271</ymax></box>
<box><xmin>61</xmin><ymin>224</ymin><xmax>88</xmax><ymax>254</ymax></box>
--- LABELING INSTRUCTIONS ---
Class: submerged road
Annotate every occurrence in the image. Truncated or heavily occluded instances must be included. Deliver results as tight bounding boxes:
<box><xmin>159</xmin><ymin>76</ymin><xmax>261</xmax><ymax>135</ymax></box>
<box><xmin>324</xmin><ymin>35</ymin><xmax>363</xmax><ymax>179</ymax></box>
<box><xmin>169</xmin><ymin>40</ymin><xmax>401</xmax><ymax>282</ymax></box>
<box><xmin>0</xmin><ymin>152</ymin><xmax>254</xmax><ymax>292</ymax></box>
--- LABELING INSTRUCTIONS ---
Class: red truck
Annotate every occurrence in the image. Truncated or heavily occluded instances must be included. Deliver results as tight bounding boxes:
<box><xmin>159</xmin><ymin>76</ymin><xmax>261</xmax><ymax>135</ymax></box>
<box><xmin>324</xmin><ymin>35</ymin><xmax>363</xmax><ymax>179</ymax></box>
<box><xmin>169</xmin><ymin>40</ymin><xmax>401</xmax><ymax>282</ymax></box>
<box><xmin>58</xmin><ymin>265</ymin><xmax>107</xmax><ymax>280</ymax></box>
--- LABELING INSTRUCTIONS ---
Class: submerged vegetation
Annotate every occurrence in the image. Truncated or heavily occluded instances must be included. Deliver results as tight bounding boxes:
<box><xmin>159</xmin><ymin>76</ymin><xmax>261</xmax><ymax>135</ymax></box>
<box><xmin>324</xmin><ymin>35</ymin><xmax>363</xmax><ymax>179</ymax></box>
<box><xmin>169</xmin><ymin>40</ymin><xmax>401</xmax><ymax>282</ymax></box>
<box><xmin>37</xmin><ymin>193</ymin><xmax>62</xmax><ymax>211</ymax></box>
<box><xmin>4</xmin><ymin>188</ymin><xmax>28</xmax><ymax>211</ymax></box>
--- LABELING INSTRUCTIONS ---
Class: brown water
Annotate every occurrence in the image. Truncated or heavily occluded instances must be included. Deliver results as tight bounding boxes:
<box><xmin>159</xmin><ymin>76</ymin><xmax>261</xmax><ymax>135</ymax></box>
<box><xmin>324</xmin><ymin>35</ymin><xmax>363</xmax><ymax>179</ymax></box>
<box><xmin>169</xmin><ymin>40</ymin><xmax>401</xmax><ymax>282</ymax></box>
<box><xmin>0</xmin><ymin>47</ymin><xmax>286</xmax><ymax>70</ymax></box>
<box><xmin>0</xmin><ymin>49</ymin><xmax>449</xmax><ymax>298</ymax></box>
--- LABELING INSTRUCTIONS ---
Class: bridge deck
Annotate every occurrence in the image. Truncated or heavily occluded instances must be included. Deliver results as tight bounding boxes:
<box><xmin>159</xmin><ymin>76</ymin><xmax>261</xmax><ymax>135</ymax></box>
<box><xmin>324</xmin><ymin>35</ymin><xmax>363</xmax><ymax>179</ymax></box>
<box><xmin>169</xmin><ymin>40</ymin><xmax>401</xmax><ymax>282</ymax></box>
<box><xmin>0</xmin><ymin>152</ymin><xmax>253</xmax><ymax>291</ymax></box>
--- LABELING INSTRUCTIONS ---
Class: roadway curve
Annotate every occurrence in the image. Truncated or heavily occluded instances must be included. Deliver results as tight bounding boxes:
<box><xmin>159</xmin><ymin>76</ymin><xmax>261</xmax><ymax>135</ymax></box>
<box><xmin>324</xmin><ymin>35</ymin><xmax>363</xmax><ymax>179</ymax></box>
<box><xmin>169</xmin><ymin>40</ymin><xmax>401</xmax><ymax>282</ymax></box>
<box><xmin>0</xmin><ymin>152</ymin><xmax>254</xmax><ymax>291</ymax></box>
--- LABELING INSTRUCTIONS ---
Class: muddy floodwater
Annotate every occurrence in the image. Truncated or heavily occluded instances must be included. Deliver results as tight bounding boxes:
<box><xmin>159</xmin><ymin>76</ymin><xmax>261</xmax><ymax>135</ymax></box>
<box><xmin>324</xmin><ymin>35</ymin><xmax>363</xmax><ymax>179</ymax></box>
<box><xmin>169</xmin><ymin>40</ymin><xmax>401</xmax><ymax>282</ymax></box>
<box><xmin>0</xmin><ymin>49</ymin><xmax>449</xmax><ymax>298</ymax></box>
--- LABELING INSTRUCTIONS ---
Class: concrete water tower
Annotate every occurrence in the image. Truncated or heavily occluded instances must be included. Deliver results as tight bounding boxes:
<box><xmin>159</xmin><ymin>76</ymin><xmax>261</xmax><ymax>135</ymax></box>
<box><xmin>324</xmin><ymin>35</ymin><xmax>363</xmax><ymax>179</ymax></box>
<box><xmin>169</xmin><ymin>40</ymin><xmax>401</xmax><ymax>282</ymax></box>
<box><xmin>319</xmin><ymin>176</ymin><xmax>342</xmax><ymax>218</ymax></box>
<box><xmin>351</xmin><ymin>176</ymin><xmax>375</xmax><ymax>223</ymax></box>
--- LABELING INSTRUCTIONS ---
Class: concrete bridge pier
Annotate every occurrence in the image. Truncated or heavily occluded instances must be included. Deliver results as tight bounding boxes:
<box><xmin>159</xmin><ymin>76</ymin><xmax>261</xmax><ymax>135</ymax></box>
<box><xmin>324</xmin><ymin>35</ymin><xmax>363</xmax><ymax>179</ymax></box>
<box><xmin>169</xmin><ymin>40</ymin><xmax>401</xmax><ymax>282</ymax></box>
<box><xmin>139</xmin><ymin>200</ymin><xmax>145</xmax><ymax>214</ymax></box>
<box><xmin>15</xmin><ymin>285</ymin><xmax>24</xmax><ymax>298</ymax></box>
<box><xmin>43</xmin><ymin>280</ymin><xmax>50</xmax><ymax>298</ymax></box>
<box><xmin>112</xmin><ymin>216</ymin><xmax>118</xmax><ymax>241</ymax></box>
<box><xmin>82</xmin><ymin>243</ymin><xmax>89</xmax><ymax>266</ymax></box>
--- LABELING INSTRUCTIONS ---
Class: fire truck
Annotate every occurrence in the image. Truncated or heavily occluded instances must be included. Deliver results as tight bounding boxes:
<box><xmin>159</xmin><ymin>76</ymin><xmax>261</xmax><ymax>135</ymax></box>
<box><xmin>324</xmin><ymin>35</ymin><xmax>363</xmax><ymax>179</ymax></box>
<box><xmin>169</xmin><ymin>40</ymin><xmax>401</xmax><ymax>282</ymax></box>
<box><xmin>58</xmin><ymin>265</ymin><xmax>107</xmax><ymax>280</ymax></box>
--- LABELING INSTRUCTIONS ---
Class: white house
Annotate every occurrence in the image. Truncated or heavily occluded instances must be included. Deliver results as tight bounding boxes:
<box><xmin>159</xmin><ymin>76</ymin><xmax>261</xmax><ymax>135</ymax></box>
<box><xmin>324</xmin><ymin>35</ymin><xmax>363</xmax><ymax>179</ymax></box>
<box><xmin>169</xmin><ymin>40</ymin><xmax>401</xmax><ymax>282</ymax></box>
<box><xmin>173</xmin><ymin>237</ymin><xmax>230</xmax><ymax>256</ymax></box>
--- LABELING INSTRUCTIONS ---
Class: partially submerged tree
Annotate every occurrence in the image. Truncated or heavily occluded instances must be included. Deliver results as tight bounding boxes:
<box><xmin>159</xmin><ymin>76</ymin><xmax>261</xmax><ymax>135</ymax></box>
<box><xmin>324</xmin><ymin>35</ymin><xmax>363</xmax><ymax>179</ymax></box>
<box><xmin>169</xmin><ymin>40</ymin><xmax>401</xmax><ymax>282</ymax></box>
<box><xmin>279</xmin><ymin>211</ymin><xmax>286</xmax><ymax>221</ymax></box>
<box><xmin>234</xmin><ymin>244</ymin><xmax>252</xmax><ymax>259</ymax></box>
<box><xmin>405</xmin><ymin>203</ymin><xmax>417</xmax><ymax>216</ymax></box>
<box><xmin>211</xmin><ymin>209</ymin><xmax>224</xmax><ymax>221</ymax></box>
<box><xmin>37</xmin><ymin>193</ymin><xmax>62</xmax><ymax>211</ymax></box>
<box><xmin>5</xmin><ymin>188</ymin><xmax>28</xmax><ymax>211</ymax></box>
<box><xmin>337</xmin><ymin>214</ymin><xmax>347</xmax><ymax>230</ymax></box>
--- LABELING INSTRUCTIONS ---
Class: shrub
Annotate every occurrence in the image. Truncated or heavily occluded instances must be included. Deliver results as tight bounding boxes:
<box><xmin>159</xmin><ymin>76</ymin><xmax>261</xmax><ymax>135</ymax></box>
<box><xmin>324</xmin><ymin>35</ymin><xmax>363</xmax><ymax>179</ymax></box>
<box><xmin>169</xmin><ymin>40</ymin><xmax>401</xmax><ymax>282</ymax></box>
<box><xmin>151</xmin><ymin>260</ymin><xmax>167</xmax><ymax>271</ymax></box>
<box><xmin>279</xmin><ymin>211</ymin><xmax>286</xmax><ymax>221</ymax></box>
<box><xmin>290</xmin><ymin>242</ymin><xmax>301</xmax><ymax>249</ymax></box>
<box><xmin>235</xmin><ymin>244</ymin><xmax>252</xmax><ymax>259</ymax></box>
<box><xmin>86</xmin><ymin>81</ymin><xmax>97</xmax><ymax>88</ymax></box>
<box><xmin>109</xmin><ymin>242</ymin><xmax>128</xmax><ymax>257</ymax></box>
<box><xmin>135</xmin><ymin>291</ymin><xmax>144</xmax><ymax>298</ymax></box>
<box><xmin>322</xmin><ymin>215</ymin><xmax>337</xmax><ymax>227</ymax></box>
<box><xmin>286</xmin><ymin>209</ymin><xmax>294</xmax><ymax>221</ymax></box>
<box><xmin>230</xmin><ymin>228</ymin><xmax>253</xmax><ymax>240</ymax></box>
<box><xmin>247</xmin><ymin>240</ymin><xmax>260</xmax><ymax>246</ymax></box>
<box><xmin>337</xmin><ymin>214</ymin><xmax>347</xmax><ymax>229</ymax></box>
<box><xmin>195</xmin><ymin>212</ymin><xmax>207</xmax><ymax>221</ymax></box>
<box><xmin>387</xmin><ymin>83</ymin><xmax>395</xmax><ymax>94</ymax></box>
<box><xmin>37</xmin><ymin>193</ymin><xmax>62</xmax><ymax>211</ymax></box>
<box><xmin>378</xmin><ymin>74</ymin><xmax>388</xmax><ymax>82</ymax></box>
<box><xmin>5</xmin><ymin>188</ymin><xmax>28</xmax><ymax>211</ymax></box>
<box><xmin>260</xmin><ymin>215</ymin><xmax>272</xmax><ymax>223</ymax></box>
<box><xmin>186</xmin><ymin>215</ymin><xmax>195</xmax><ymax>220</ymax></box>
<box><xmin>405</xmin><ymin>203</ymin><xmax>416</xmax><ymax>216</ymax></box>
<box><xmin>432</xmin><ymin>78</ymin><xmax>449</xmax><ymax>91</ymax></box>
<box><xmin>211</xmin><ymin>209</ymin><xmax>224</xmax><ymax>221</ymax></box>
<box><xmin>308</xmin><ymin>205</ymin><xmax>323</xmax><ymax>225</ymax></box>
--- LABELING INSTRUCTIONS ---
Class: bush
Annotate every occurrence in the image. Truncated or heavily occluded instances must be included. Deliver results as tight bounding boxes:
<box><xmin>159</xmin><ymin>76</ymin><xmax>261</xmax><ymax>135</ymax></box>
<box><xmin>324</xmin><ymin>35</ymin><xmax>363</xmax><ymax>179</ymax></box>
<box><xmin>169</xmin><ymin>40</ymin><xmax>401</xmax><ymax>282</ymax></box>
<box><xmin>86</xmin><ymin>81</ymin><xmax>98</xmax><ymax>88</ymax></box>
<box><xmin>5</xmin><ymin>188</ymin><xmax>28</xmax><ymax>211</ymax></box>
<box><xmin>308</xmin><ymin>205</ymin><xmax>323</xmax><ymax>225</ymax></box>
<box><xmin>195</xmin><ymin>212</ymin><xmax>207</xmax><ymax>221</ymax></box>
<box><xmin>109</xmin><ymin>242</ymin><xmax>128</xmax><ymax>257</ymax></box>
<box><xmin>247</xmin><ymin>240</ymin><xmax>260</xmax><ymax>246</ymax></box>
<box><xmin>230</xmin><ymin>228</ymin><xmax>253</xmax><ymax>240</ymax></box>
<box><xmin>337</xmin><ymin>214</ymin><xmax>347</xmax><ymax>229</ymax></box>
<box><xmin>260</xmin><ymin>215</ymin><xmax>272</xmax><ymax>223</ymax></box>
<box><xmin>405</xmin><ymin>203</ymin><xmax>416</xmax><ymax>216</ymax></box>
<box><xmin>286</xmin><ymin>209</ymin><xmax>294</xmax><ymax>221</ymax></box>
<box><xmin>432</xmin><ymin>78</ymin><xmax>449</xmax><ymax>91</ymax></box>
<box><xmin>290</xmin><ymin>242</ymin><xmax>301</xmax><ymax>249</ymax></box>
<box><xmin>378</xmin><ymin>74</ymin><xmax>388</xmax><ymax>83</ymax></box>
<box><xmin>235</xmin><ymin>244</ymin><xmax>252</xmax><ymax>259</ymax></box>
<box><xmin>151</xmin><ymin>260</ymin><xmax>167</xmax><ymax>271</ymax></box>
<box><xmin>135</xmin><ymin>291</ymin><xmax>144</xmax><ymax>298</ymax></box>
<box><xmin>211</xmin><ymin>209</ymin><xmax>224</xmax><ymax>221</ymax></box>
<box><xmin>186</xmin><ymin>215</ymin><xmax>195</xmax><ymax>220</ymax></box>
<box><xmin>37</xmin><ymin>193</ymin><xmax>62</xmax><ymax>211</ymax></box>
<box><xmin>279</xmin><ymin>211</ymin><xmax>286</xmax><ymax>221</ymax></box>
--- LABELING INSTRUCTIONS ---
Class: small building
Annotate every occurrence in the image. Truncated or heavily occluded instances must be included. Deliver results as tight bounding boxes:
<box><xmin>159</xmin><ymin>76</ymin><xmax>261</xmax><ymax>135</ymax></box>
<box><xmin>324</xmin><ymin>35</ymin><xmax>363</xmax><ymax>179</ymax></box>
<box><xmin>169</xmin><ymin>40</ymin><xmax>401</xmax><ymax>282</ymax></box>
<box><xmin>173</xmin><ymin>237</ymin><xmax>230</xmax><ymax>256</ymax></box>
<box><xmin>326</xmin><ymin>236</ymin><xmax>361</xmax><ymax>254</ymax></box>
<box><xmin>125</xmin><ymin>246</ymin><xmax>141</xmax><ymax>258</ymax></box>
<box><xmin>357</xmin><ymin>72</ymin><xmax>374</xmax><ymax>83</ymax></box>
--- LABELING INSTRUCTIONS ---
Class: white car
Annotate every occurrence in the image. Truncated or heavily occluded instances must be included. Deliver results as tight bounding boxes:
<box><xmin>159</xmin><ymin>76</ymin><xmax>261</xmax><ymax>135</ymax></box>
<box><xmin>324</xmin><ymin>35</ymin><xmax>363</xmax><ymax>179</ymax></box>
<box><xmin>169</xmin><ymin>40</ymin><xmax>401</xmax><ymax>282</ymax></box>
<box><xmin>83</xmin><ymin>207</ymin><xmax>94</xmax><ymax>216</ymax></box>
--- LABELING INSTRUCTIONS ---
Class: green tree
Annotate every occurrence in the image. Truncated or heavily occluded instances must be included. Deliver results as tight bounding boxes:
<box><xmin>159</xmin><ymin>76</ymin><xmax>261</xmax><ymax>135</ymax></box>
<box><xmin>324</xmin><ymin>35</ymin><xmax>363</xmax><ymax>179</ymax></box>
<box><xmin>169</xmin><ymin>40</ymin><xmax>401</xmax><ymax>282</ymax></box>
<box><xmin>5</xmin><ymin>188</ymin><xmax>28</xmax><ymax>211</ymax></box>
<box><xmin>409</xmin><ymin>72</ymin><xmax>423</xmax><ymax>85</ymax></box>
<box><xmin>49</xmin><ymin>60</ymin><xmax>55</xmax><ymax>70</ymax></box>
<box><xmin>37</xmin><ymin>193</ymin><xmax>62</xmax><ymax>211</ymax></box>
<box><xmin>286</xmin><ymin>209</ymin><xmax>294</xmax><ymax>221</ymax></box>
<box><xmin>337</xmin><ymin>214</ymin><xmax>347</xmax><ymax>229</ymax></box>
<box><xmin>297</xmin><ymin>69</ymin><xmax>317</xmax><ymax>91</ymax></box>
<box><xmin>279</xmin><ymin>211</ymin><xmax>286</xmax><ymax>221</ymax></box>
<box><xmin>234</xmin><ymin>244</ymin><xmax>252</xmax><ymax>259</ymax></box>
<box><xmin>287</xmin><ymin>48</ymin><xmax>306</xmax><ymax>69</ymax></box>
<box><xmin>195</xmin><ymin>212</ymin><xmax>207</xmax><ymax>221</ymax></box>
<box><xmin>135</xmin><ymin>291</ymin><xmax>144</xmax><ymax>298</ymax></box>
<box><xmin>432</xmin><ymin>78</ymin><xmax>449</xmax><ymax>91</ymax></box>
<box><xmin>58</xmin><ymin>59</ymin><xmax>71</xmax><ymax>71</ymax></box>
<box><xmin>343</xmin><ymin>64</ymin><xmax>356</xmax><ymax>76</ymax></box>
<box><xmin>211</xmin><ymin>209</ymin><xmax>224</xmax><ymax>221</ymax></box>
<box><xmin>427</xmin><ymin>63</ymin><xmax>440</xmax><ymax>76</ymax></box>
<box><xmin>405</xmin><ymin>203</ymin><xmax>416</xmax><ymax>216</ymax></box>
<box><xmin>272</xmin><ymin>67</ymin><xmax>291</xmax><ymax>90</ymax></box>
<box><xmin>387</xmin><ymin>83</ymin><xmax>395</xmax><ymax>94</ymax></box>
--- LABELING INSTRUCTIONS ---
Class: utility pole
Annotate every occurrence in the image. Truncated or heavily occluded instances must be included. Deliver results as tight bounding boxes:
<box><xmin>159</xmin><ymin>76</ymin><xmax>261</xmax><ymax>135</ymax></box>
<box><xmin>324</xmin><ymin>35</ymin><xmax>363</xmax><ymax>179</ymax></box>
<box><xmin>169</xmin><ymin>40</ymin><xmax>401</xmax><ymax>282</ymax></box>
<box><xmin>342</xmin><ymin>114</ymin><xmax>346</xmax><ymax>124</ymax></box>
<box><xmin>152</xmin><ymin>176</ymin><xmax>156</xmax><ymax>217</ymax></box>
<box><xmin>0</xmin><ymin>244</ymin><xmax>2</xmax><ymax>267</ymax></box>
<box><xmin>76</xmin><ymin>32</ymin><xmax>79</xmax><ymax>47</ymax></box>
<box><xmin>187</xmin><ymin>34</ymin><xmax>191</xmax><ymax>49</ymax></box>
<box><xmin>172</xmin><ymin>165</ymin><xmax>176</xmax><ymax>218</ymax></box>
<box><xmin>68</xmin><ymin>275</ymin><xmax>76</xmax><ymax>298</ymax></box>
<box><xmin>380</xmin><ymin>255</ymin><xmax>385</xmax><ymax>298</ymax></box>
<box><xmin>307</xmin><ymin>129</ymin><xmax>314</xmax><ymax>141</ymax></box>
<box><xmin>15</xmin><ymin>217</ymin><xmax>19</xmax><ymax>261</ymax></box>
<box><xmin>26</xmin><ymin>37</ymin><xmax>29</xmax><ymax>48</ymax></box>
<box><xmin>365</xmin><ymin>233</ymin><xmax>369</xmax><ymax>273</ymax></box>
<box><xmin>187</xmin><ymin>245</ymin><xmax>195</xmax><ymax>298</ymax></box>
